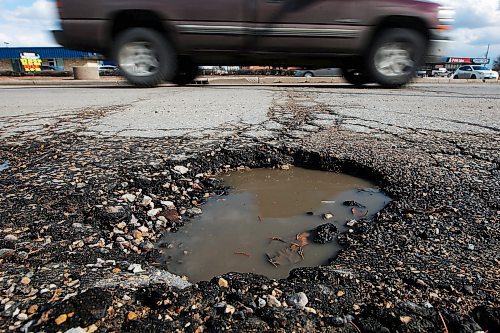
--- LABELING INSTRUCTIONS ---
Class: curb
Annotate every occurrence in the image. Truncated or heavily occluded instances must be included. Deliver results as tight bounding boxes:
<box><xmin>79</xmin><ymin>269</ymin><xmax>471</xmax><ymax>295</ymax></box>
<box><xmin>0</xmin><ymin>77</ymin><xmax>498</xmax><ymax>86</ymax></box>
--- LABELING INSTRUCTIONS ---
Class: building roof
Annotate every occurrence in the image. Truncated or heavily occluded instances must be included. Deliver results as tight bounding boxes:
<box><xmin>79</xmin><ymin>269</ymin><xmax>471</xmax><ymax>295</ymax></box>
<box><xmin>0</xmin><ymin>47</ymin><xmax>98</xmax><ymax>60</ymax></box>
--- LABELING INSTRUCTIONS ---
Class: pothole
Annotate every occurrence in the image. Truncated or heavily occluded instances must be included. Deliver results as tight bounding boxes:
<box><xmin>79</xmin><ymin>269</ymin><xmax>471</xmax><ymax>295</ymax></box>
<box><xmin>159</xmin><ymin>167</ymin><xmax>391</xmax><ymax>282</ymax></box>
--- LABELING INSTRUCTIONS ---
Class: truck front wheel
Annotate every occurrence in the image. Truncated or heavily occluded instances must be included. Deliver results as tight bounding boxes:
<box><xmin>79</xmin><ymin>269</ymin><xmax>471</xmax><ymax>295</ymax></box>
<box><xmin>367</xmin><ymin>28</ymin><xmax>426</xmax><ymax>88</ymax></box>
<box><xmin>114</xmin><ymin>28</ymin><xmax>177</xmax><ymax>87</ymax></box>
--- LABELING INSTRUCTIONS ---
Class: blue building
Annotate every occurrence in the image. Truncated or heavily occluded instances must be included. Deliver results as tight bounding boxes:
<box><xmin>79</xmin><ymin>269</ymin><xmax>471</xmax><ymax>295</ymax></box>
<box><xmin>0</xmin><ymin>47</ymin><xmax>99</xmax><ymax>73</ymax></box>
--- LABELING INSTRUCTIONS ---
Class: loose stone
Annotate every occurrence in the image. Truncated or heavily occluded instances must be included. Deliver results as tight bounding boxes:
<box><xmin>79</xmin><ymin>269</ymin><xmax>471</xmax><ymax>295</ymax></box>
<box><xmin>288</xmin><ymin>292</ymin><xmax>308</xmax><ymax>309</ymax></box>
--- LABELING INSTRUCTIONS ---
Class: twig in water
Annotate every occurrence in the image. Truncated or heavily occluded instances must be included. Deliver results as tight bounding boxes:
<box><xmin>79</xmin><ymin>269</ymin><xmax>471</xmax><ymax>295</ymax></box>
<box><xmin>298</xmin><ymin>247</ymin><xmax>304</xmax><ymax>260</ymax></box>
<box><xmin>270</xmin><ymin>237</ymin><xmax>286</xmax><ymax>243</ymax></box>
<box><xmin>234</xmin><ymin>251</ymin><xmax>250</xmax><ymax>257</ymax></box>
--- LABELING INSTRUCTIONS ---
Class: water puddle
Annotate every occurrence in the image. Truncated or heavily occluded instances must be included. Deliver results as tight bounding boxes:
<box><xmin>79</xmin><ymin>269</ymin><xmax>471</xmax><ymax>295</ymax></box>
<box><xmin>159</xmin><ymin>167</ymin><xmax>391</xmax><ymax>282</ymax></box>
<box><xmin>0</xmin><ymin>161</ymin><xmax>10</xmax><ymax>172</ymax></box>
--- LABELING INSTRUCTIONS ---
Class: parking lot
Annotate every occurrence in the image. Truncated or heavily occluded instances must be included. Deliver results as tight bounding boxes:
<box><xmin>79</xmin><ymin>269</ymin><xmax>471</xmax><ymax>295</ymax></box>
<box><xmin>0</xmin><ymin>83</ymin><xmax>499</xmax><ymax>332</ymax></box>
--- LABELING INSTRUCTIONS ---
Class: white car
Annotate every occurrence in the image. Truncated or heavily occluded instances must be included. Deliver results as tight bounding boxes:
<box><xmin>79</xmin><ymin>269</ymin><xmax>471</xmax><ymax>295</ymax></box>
<box><xmin>453</xmin><ymin>65</ymin><xmax>499</xmax><ymax>80</ymax></box>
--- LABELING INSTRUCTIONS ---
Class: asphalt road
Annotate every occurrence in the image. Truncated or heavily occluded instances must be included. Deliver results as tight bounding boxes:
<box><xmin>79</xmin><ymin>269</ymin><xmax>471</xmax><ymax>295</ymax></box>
<box><xmin>1</xmin><ymin>83</ymin><xmax>499</xmax><ymax>332</ymax></box>
<box><xmin>0</xmin><ymin>84</ymin><xmax>498</xmax><ymax>140</ymax></box>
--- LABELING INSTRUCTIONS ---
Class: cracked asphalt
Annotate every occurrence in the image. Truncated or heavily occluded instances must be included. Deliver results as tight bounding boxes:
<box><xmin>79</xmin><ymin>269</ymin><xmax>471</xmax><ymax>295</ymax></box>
<box><xmin>0</xmin><ymin>83</ymin><xmax>499</xmax><ymax>332</ymax></box>
<box><xmin>1</xmin><ymin>84</ymin><xmax>498</xmax><ymax>140</ymax></box>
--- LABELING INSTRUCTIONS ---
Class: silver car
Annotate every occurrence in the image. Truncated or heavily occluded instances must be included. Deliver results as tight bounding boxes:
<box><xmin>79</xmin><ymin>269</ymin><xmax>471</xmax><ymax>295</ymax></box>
<box><xmin>453</xmin><ymin>65</ymin><xmax>499</xmax><ymax>80</ymax></box>
<box><xmin>295</xmin><ymin>68</ymin><xmax>342</xmax><ymax>77</ymax></box>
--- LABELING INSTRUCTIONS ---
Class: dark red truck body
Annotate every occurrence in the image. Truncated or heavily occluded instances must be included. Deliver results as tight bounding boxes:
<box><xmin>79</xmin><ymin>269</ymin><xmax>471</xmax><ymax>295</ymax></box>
<box><xmin>53</xmin><ymin>0</ymin><xmax>453</xmax><ymax>87</ymax></box>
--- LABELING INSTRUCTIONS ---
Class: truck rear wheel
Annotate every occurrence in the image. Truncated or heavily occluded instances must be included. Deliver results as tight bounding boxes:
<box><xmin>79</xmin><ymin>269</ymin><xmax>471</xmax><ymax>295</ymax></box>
<box><xmin>367</xmin><ymin>28</ymin><xmax>425</xmax><ymax>88</ymax></box>
<box><xmin>114</xmin><ymin>28</ymin><xmax>177</xmax><ymax>87</ymax></box>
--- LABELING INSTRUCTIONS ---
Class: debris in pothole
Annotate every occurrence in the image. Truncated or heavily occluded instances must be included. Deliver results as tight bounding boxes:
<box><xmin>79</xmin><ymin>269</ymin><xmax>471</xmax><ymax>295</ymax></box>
<box><xmin>313</xmin><ymin>223</ymin><xmax>338</xmax><ymax>244</ymax></box>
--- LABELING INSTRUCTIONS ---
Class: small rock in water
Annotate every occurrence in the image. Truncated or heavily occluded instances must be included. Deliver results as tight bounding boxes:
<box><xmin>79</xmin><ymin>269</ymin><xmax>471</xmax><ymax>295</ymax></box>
<box><xmin>343</xmin><ymin>201</ymin><xmax>366</xmax><ymax>208</ymax></box>
<box><xmin>313</xmin><ymin>223</ymin><xmax>338</xmax><ymax>244</ymax></box>
<box><xmin>346</xmin><ymin>220</ymin><xmax>357</xmax><ymax>227</ymax></box>
<box><xmin>322</xmin><ymin>213</ymin><xmax>334</xmax><ymax>220</ymax></box>
<box><xmin>288</xmin><ymin>292</ymin><xmax>308</xmax><ymax>309</ymax></box>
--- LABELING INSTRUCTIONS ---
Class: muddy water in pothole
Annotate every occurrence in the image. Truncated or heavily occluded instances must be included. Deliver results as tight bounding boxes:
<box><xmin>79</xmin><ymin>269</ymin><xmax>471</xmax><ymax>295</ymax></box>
<box><xmin>160</xmin><ymin>167</ymin><xmax>391</xmax><ymax>282</ymax></box>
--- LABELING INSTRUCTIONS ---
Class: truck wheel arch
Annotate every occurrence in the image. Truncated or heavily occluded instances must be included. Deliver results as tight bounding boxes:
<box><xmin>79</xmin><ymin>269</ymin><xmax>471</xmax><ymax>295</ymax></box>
<box><xmin>364</xmin><ymin>15</ymin><xmax>430</xmax><ymax>55</ymax></box>
<box><xmin>109</xmin><ymin>10</ymin><xmax>177</xmax><ymax>48</ymax></box>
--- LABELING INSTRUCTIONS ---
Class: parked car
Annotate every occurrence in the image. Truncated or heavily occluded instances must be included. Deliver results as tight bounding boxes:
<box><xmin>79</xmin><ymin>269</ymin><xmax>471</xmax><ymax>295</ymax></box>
<box><xmin>453</xmin><ymin>66</ymin><xmax>499</xmax><ymax>80</ymax></box>
<box><xmin>53</xmin><ymin>0</ymin><xmax>453</xmax><ymax>88</ymax></box>
<box><xmin>99</xmin><ymin>65</ymin><xmax>121</xmax><ymax>76</ymax></box>
<box><xmin>295</xmin><ymin>68</ymin><xmax>342</xmax><ymax>77</ymax></box>
<box><xmin>431</xmin><ymin>68</ymin><xmax>450</xmax><ymax>77</ymax></box>
<box><xmin>416</xmin><ymin>69</ymin><xmax>429</xmax><ymax>78</ymax></box>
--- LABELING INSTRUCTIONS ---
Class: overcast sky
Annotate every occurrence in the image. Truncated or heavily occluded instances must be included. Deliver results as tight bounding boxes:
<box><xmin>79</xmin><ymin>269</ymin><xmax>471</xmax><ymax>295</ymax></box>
<box><xmin>0</xmin><ymin>0</ymin><xmax>499</xmax><ymax>60</ymax></box>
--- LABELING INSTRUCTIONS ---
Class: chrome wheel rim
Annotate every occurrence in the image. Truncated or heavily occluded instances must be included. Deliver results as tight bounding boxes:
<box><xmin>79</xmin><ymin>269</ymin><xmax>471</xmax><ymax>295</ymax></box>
<box><xmin>374</xmin><ymin>42</ymin><xmax>414</xmax><ymax>77</ymax></box>
<box><xmin>118</xmin><ymin>42</ymin><xmax>160</xmax><ymax>77</ymax></box>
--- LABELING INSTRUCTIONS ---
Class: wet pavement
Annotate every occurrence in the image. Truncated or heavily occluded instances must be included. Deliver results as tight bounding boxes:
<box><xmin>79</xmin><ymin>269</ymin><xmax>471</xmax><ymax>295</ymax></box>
<box><xmin>0</xmin><ymin>83</ymin><xmax>499</xmax><ymax>332</ymax></box>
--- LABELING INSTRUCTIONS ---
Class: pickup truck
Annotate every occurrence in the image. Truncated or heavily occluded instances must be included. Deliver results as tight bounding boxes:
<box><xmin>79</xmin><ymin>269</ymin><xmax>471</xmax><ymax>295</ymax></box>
<box><xmin>53</xmin><ymin>0</ymin><xmax>453</xmax><ymax>88</ymax></box>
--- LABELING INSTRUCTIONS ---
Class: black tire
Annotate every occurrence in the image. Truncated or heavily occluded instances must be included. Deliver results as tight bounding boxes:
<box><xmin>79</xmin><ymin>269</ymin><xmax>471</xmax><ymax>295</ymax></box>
<box><xmin>113</xmin><ymin>28</ymin><xmax>177</xmax><ymax>88</ymax></box>
<box><xmin>342</xmin><ymin>68</ymin><xmax>370</xmax><ymax>86</ymax></box>
<box><xmin>471</xmin><ymin>74</ymin><xmax>476</xmax><ymax>79</ymax></box>
<box><xmin>172</xmin><ymin>58</ymin><xmax>199</xmax><ymax>85</ymax></box>
<box><xmin>453</xmin><ymin>75</ymin><xmax>459</xmax><ymax>79</ymax></box>
<box><xmin>367</xmin><ymin>28</ymin><xmax>426</xmax><ymax>88</ymax></box>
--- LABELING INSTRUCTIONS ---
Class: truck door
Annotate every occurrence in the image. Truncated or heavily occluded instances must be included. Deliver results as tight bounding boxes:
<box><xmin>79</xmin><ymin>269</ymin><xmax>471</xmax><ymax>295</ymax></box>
<box><xmin>165</xmin><ymin>0</ymin><xmax>251</xmax><ymax>52</ymax></box>
<box><xmin>254</xmin><ymin>0</ymin><xmax>366</xmax><ymax>54</ymax></box>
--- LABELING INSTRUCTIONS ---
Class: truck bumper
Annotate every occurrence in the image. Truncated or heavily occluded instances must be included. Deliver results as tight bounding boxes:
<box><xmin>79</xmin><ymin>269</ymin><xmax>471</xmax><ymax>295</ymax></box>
<box><xmin>51</xmin><ymin>20</ymin><xmax>109</xmax><ymax>54</ymax></box>
<box><xmin>52</xmin><ymin>30</ymin><xmax>67</xmax><ymax>47</ymax></box>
